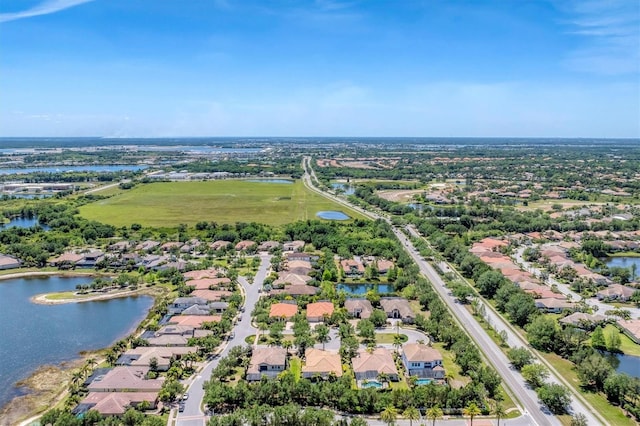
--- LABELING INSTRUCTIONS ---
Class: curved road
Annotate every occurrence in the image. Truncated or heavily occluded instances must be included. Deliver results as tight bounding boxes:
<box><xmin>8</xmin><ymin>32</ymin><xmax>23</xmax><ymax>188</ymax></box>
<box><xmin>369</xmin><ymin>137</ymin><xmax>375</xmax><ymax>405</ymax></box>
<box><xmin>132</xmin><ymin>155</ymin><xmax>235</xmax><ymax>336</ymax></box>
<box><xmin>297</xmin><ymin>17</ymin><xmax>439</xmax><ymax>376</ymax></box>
<box><xmin>175</xmin><ymin>254</ymin><xmax>271</xmax><ymax>426</ymax></box>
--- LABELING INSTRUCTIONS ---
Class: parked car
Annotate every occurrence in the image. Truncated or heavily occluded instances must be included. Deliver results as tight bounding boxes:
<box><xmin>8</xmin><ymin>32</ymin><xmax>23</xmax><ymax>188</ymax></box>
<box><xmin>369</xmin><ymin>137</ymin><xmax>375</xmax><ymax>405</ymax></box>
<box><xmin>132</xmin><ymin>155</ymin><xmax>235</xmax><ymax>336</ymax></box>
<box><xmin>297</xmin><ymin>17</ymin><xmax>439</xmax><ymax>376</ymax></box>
<box><xmin>182</xmin><ymin>392</ymin><xmax>189</xmax><ymax>401</ymax></box>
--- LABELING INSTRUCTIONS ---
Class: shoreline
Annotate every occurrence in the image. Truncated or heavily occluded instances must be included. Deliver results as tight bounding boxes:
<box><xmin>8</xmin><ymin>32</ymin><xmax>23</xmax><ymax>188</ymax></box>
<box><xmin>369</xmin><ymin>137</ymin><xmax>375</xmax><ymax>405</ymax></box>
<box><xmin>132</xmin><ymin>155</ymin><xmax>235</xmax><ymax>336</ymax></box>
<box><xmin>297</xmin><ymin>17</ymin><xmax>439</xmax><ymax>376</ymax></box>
<box><xmin>31</xmin><ymin>287</ymin><xmax>150</xmax><ymax>305</ymax></box>
<box><xmin>0</xmin><ymin>271</ymin><xmax>164</xmax><ymax>426</ymax></box>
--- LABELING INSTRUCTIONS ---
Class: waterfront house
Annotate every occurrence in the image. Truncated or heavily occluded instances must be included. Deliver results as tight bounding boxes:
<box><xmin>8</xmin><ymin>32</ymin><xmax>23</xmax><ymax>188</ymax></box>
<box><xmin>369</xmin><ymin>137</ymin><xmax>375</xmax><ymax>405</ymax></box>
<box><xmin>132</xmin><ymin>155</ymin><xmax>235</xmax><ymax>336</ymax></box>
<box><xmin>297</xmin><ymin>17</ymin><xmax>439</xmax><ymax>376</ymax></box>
<box><xmin>246</xmin><ymin>347</ymin><xmax>288</xmax><ymax>381</ymax></box>
<box><xmin>352</xmin><ymin>348</ymin><xmax>398</xmax><ymax>382</ymax></box>
<box><xmin>380</xmin><ymin>298</ymin><xmax>415</xmax><ymax>323</ymax></box>
<box><xmin>116</xmin><ymin>347</ymin><xmax>196</xmax><ymax>371</ymax></box>
<box><xmin>401</xmin><ymin>343</ymin><xmax>445</xmax><ymax>379</ymax></box>
<box><xmin>341</xmin><ymin>258</ymin><xmax>365</xmax><ymax>277</ymax></box>
<box><xmin>76</xmin><ymin>392</ymin><xmax>158</xmax><ymax>416</ymax></box>
<box><xmin>597</xmin><ymin>284</ymin><xmax>636</xmax><ymax>302</ymax></box>
<box><xmin>559</xmin><ymin>312</ymin><xmax>606</xmax><ymax>329</ymax></box>
<box><xmin>0</xmin><ymin>254</ymin><xmax>21</xmax><ymax>270</ymax></box>
<box><xmin>168</xmin><ymin>315</ymin><xmax>220</xmax><ymax>327</ymax></box>
<box><xmin>344</xmin><ymin>299</ymin><xmax>373</xmax><ymax>319</ymax></box>
<box><xmin>49</xmin><ymin>251</ymin><xmax>84</xmax><ymax>268</ymax></box>
<box><xmin>376</xmin><ymin>259</ymin><xmax>395</xmax><ymax>274</ymax></box>
<box><xmin>617</xmin><ymin>319</ymin><xmax>640</xmax><ymax>344</ymax></box>
<box><xmin>87</xmin><ymin>367</ymin><xmax>164</xmax><ymax>392</ymax></box>
<box><xmin>302</xmin><ymin>349</ymin><xmax>342</xmax><ymax>379</ymax></box>
<box><xmin>168</xmin><ymin>296</ymin><xmax>209</xmax><ymax>315</ymax></box>
<box><xmin>306</xmin><ymin>301</ymin><xmax>334</xmax><ymax>322</ymax></box>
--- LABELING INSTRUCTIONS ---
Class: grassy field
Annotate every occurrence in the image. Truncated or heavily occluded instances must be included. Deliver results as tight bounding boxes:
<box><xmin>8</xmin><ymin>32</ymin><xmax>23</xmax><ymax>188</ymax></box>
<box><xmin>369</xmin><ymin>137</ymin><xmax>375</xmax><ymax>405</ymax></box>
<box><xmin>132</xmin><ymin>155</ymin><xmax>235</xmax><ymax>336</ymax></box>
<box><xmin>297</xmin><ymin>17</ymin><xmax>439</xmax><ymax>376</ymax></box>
<box><xmin>79</xmin><ymin>180</ymin><xmax>365</xmax><ymax>227</ymax></box>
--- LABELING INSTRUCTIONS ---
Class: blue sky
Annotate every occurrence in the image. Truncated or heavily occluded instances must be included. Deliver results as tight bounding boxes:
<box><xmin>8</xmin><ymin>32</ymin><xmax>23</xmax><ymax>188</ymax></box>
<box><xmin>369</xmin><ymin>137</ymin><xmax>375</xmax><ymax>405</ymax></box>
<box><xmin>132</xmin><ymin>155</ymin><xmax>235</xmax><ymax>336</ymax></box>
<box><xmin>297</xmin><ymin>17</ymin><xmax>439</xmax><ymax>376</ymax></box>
<box><xmin>0</xmin><ymin>0</ymin><xmax>638</xmax><ymax>137</ymax></box>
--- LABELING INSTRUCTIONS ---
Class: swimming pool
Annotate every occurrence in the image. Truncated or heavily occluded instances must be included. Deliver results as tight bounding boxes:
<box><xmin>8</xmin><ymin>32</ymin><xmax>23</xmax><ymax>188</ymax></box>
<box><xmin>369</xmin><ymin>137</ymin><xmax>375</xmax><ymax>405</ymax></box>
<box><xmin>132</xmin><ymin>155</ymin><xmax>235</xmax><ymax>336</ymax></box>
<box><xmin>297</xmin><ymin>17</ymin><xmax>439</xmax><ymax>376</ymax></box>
<box><xmin>415</xmin><ymin>378</ymin><xmax>433</xmax><ymax>385</ymax></box>
<box><xmin>361</xmin><ymin>380</ymin><xmax>383</xmax><ymax>389</ymax></box>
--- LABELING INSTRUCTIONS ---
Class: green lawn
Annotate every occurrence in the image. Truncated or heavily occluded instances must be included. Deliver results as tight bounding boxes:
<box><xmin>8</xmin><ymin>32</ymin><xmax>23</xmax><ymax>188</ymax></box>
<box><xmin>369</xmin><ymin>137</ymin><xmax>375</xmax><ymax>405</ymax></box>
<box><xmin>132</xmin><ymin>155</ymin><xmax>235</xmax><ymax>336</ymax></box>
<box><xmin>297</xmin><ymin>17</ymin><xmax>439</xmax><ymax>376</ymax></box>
<box><xmin>539</xmin><ymin>352</ymin><xmax>635</xmax><ymax>426</ymax></box>
<box><xmin>602</xmin><ymin>324</ymin><xmax>640</xmax><ymax>357</ymax></box>
<box><xmin>78</xmin><ymin>180</ymin><xmax>365</xmax><ymax>227</ymax></box>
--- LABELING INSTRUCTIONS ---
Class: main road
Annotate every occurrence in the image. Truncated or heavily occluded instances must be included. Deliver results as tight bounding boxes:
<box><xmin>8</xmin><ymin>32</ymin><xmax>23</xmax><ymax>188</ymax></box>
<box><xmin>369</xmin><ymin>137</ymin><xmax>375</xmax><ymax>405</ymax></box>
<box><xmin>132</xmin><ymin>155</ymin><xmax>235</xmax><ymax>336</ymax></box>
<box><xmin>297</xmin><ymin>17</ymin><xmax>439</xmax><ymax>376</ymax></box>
<box><xmin>302</xmin><ymin>157</ymin><xmax>604</xmax><ymax>425</ymax></box>
<box><xmin>175</xmin><ymin>254</ymin><xmax>271</xmax><ymax>426</ymax></box>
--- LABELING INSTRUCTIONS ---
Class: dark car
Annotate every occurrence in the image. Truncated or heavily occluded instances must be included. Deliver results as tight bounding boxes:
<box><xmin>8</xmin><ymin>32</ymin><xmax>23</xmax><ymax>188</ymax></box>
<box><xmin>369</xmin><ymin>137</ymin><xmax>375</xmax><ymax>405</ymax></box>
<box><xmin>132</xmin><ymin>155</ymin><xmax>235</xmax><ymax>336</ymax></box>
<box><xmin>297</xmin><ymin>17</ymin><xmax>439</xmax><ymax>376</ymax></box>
<box><xmin>178</xmin><ymin>402</ymin><xmax>185</xmax><ymax>412</ymax></box>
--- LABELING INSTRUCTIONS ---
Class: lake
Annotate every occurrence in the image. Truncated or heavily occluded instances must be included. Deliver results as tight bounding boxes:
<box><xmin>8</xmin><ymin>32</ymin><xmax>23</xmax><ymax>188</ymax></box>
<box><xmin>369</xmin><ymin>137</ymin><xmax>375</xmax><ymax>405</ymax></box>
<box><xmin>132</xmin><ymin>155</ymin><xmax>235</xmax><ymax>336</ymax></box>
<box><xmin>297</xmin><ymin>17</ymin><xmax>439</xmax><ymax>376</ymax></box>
<box><xmin>0</xmin><ymin>216</ymin><xmax>49</xmax><ymax>230</ymax></box>
<box><xmin>317</xmin><ymin>211</ymin><xmax>351</xmax><ymax>220</ymax></box>
<box><xmin>337</xmin><ymin>283</ymin><xmax>395</xmax><ymax>294</ymax></box>
<box><xmin>0</xmin><ymin>165</ymin><xmax>147</xmax><ymax>175</ymax></box>
<box><xmin>606</xmin><ymin>256</ymin><xmax>640</xmax><ymax>272</ymax></box>
<box><xmin>0</xmin><ymin>276</ymin><xmax>153</xmax><ymax>408</ymax></box>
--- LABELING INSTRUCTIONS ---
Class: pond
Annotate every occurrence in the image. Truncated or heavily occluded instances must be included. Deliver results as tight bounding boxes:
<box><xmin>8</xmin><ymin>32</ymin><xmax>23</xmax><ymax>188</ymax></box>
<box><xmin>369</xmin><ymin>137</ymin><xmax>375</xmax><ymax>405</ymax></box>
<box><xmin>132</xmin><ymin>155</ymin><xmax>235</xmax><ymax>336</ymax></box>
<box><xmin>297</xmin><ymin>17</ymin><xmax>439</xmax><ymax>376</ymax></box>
<box><xmin>603</xmin><ymin>352</ymin><xmax>640</xmax><ymax>378</ymax></box>
<box><xmin>331</xmin><ymin>183</ymin><xmax>355</xmax><ymax>195</ymax></box>
<box><xmin>605</xmin><ymin>256</ymin><xmax>640</xmax><ymax>272</ymax></box>
<box><xmin>337</xmin><ymin>283</ymin><xmax>394</xmax><ymax>295</ymax></box>
<box><xmin>0</xmin><ymin>276</ymin><xmax>153</xmax><ymax>408</ymax></box>
<box><xmin>0</xmin><ymin>216</ymin><xmax>49</xmax><ymax>230</ymax></box>
<box><xmin>316</xmin><ymin>211</ymin><xmax>350</xmax><ymax>221</ymax></box>
<box><xmin>246</xmin><ymin>179</ymin><xmax>294</xmax><ymax>184</ymax></box>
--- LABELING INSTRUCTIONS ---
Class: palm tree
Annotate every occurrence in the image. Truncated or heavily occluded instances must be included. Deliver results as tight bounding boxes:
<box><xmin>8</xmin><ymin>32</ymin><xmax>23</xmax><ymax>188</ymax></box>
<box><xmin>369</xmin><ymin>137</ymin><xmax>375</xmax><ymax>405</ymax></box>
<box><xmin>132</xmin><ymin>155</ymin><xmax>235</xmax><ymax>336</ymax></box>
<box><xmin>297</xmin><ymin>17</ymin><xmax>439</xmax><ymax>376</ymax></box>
<box><xmin>403</xmin><ymin>406</ymin><xmax>420</xmax><ymax>426</ymax></box>
<box><xmin>426</xmin><ymin>406</ymin><xmax>443</xmax><ymax>426</ymax></box>
<box><xmin>315</xmin><ymin>324</ymin><xmax>331</xmax><ymax>350</ymax></box>
<box><xmin>282</xmin><ymin>339</ymin><xmax>293</xmax><ymax>355</ymax></box>
<box><xmin>493</xmin><ymin>402</ymin><xmax>506</xmax><ymax>426</ymax></box>
<box><xmin>463</xmin><ymin>402</ymin><xmax>481</xmax><ymax>426</ymax></box>
<box><xmin>380</xmin><ymin>404</ymin><xmax>398</xmax><ymax>426</ymax></box>
<box><xmin>393</xmin><ymin>334</ymin><xmax>404</xmax><ymax>354</ymax></box>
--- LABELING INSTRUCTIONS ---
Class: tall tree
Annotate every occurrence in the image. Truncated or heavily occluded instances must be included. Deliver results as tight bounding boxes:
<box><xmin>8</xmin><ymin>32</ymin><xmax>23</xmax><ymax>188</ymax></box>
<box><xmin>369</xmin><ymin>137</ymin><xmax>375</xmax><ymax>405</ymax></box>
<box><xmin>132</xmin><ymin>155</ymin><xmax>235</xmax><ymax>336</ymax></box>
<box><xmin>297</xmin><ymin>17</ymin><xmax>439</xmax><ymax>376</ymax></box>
<box><xmin>426</xmin><ymin>406</ymin><xmax>443</xmax><ymax>426</ymax></box>
<box><xmin>380</xmin><ymin>405</ymin><xmax>398</xmax><ymax>426</ymax></box>
<box><xmin>463</xmin><ymin>402</ymin><xmax>481</xmax><ymax>426</ymax></box>
<box><xmin>402</xmin><ymin>406</ymin><xmax>420</xmax><ymax>426</ymax></box>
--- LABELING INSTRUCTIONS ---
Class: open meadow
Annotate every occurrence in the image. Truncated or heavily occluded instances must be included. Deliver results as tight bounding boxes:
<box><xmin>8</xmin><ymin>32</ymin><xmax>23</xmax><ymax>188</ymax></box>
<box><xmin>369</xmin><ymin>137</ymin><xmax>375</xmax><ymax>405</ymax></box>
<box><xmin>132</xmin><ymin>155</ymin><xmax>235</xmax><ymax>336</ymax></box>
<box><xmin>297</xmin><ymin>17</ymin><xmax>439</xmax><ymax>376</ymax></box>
<box><xmin>79</xmin><ymin>180</ymin><xmax>364</xmax><ymax>226</ymax></box>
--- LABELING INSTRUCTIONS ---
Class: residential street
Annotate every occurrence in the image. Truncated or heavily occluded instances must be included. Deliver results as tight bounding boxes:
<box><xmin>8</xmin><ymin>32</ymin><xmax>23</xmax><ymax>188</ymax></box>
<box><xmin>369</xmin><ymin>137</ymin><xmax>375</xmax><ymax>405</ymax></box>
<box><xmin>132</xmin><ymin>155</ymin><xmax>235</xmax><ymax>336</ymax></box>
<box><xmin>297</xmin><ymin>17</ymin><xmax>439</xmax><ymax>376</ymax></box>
<box><xmin>174</xmin><ymin>254</ymin><xmax>271</xmax><ymax>426</ymax></box>
<box><xmin>514</xmin><ymin>246</ymin><xmax>640</xmax><ymax>319</ymax></box>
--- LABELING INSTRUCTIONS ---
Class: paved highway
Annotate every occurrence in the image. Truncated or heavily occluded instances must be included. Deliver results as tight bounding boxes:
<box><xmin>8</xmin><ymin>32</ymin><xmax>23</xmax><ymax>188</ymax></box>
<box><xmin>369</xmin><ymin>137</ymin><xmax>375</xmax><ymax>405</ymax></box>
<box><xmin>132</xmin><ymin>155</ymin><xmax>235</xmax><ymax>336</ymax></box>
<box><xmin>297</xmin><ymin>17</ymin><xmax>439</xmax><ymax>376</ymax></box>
<box><xmin>175</xmin><ymin>254</ymin><xmax>271</xmax><ymax>426</ymax></box>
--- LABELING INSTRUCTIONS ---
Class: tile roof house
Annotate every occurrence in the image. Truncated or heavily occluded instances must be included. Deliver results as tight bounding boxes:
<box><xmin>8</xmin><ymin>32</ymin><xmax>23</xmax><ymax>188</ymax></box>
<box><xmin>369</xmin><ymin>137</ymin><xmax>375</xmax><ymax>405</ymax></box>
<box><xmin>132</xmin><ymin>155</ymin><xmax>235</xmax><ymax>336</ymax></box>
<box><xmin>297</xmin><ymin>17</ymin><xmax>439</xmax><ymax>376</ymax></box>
<box><xmin>617</xmin><ymin>319</ymin><xmax>640</xmax><ymax>344</ymax></box>
<box><xmin>270</xmin><ymin>284</ymin><xmax>319</xmax><ymax>297</ymax></box>
<box><xmin>302</xmin><ymin>349</ymin><xmax>342</xmax><ymax>379</ymax></box>
<box><xmin>246</xmin><ymin>347</ymin><xmax>288</xmax><ymax>381</ymax></box>
<box><xmin>0</xmin><ymin>254</ymin><xmax>21</xmax><ymax>270</ymax></box>
<box><xmin>87</xmin><ymin>367</ymin><xmax>164</xmax><ymax>392</ymax></box>
<box><xmin>116</xmin><ymin>347</ymin><xmax>196</xmax><ymax>371</ymax></box>
<box><xmin>534</xmin><ymin>298</ymin><xmax>576</xmax><ymax>313</ymax></box>
<box><xmin>344</xmin><ymin>299</ymin><xmax>374</xmax><ymax>319</ymax></box>
<box><xmin>341</xmin><ymin>258</ymin><xmax>365</xmax><ymax>277</ymax></box>
<box><xmin>49</xmin><ymin>251</ymin><xmax>85</xmax><ymax>268</ymax></box>
<box><xmin>269</xmin><ymin>302</ymin><xmax>299</xmax><ymax>319</ymax></box>
<box><xmin>210</xmin><ymin>240</ymin><xmax>232</xmax><ymax>250</ymax></box>
<box><xmin>169</xmin><ymin>297</ymin><xmax>209</xmax><ymax>315</ymax></box>
<box><xmin>306</xmin><ymin>301</ymin><xmax>334</xmax><ymax>322</ymax></box>
<box><xmin>285</xmin><ymin>260</ymin><xmax>313</xmax><ymax>275</ymax></box>
<box><xmin>352</xmin><ymin>348</ymin><xmax>398</xmax><ymax>382</ymax></box>
<box><xmin>401</xmin><ymin>343</ymin><xmax>445</xmax><ymax>379</ymax></box>
<box><xmin>191</xmin><ymin>289</ymin><xmax>232</xmax><ymax>302</ymax></box>
<box><xmin>286</xmin><ymin>252</ymin><xmax>315</xmax><ymax>262</ymax></box>
<box><xmin>258</xmin><ymin>241</ymin><xmax>281</xmax><ymax>251</ymax></box>
<box><xmin>376</xmin><ymin>259</ymin><xmax>395</xmax><ymax>274</ymax></box>
<box><xmin>77</xmin><ymin>392</ymin><xmax>158</xmax><ymax>416</ymax></box>
<box><xmin>235</xmin><ymin>240</ymin><xmax>257</xmax><ymax>251</ymax></box>
<box><xmin>183</xmin><ymin>268</ymin><xmax>226</xmax><ymax>280</ymax></box>
<box><xmin>283</xmin><ymin>240</ymin><xmax>305</xmax><ymax>252</ymax></box>
<box><xmin>186</xmin><ymin>278</ymin><xmax>231</xmax><ymax>291</ymax></box>
<box><xmin>559</xmin><ymin>312</ymin><xmax>606</xmax><ymax>329</ymax></box>
<box><xmin>273</xmin><ymin>272</ymin><xmax>313</xmax><ymax>287</ymax></box>
<box><xmin>380</xmin><ymin>298</ymin><xmax>415</xmax><ymax>323</ymax></box>
<box><xmin>597</xmin><ymin>284</ymin><xmax>636</xmax><ymax>302</ymax></box>
<box><xmin>167</xmin><ymin>315</ymin><xmax>220</xmax><ymax>328</ymax></box>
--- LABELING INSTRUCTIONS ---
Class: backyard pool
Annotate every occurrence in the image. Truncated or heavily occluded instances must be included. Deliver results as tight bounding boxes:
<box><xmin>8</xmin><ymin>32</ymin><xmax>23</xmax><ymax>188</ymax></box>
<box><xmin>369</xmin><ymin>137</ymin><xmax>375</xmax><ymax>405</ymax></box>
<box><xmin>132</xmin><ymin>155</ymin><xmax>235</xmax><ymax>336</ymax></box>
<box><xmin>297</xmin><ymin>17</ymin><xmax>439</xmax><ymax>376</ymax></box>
<box><xmin>361</xmin><ymin>380</ymin><xmax>383</xmax><ymax>389</ymax></box>
<box><xmin>415</xmin><ymin>378</ymin><xmax>433</xmax><ymax>385</ymax></box>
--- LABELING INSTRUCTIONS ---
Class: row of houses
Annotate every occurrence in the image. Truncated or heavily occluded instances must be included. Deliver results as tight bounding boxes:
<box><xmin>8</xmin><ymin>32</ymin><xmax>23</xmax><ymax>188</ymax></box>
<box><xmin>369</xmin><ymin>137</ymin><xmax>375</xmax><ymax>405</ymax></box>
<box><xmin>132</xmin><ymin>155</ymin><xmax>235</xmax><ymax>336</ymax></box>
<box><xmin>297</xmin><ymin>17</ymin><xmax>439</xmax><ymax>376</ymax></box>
<box><xmin>75</xmin><ymin>267</ymin><xmax>235</xmax><ymax>416</ymax></box>
<box><xmin>246</xmin><ymin>343</ymin><xmax>445</xmax><ymax>383</ymax></box>
<box><xmin>268</xmin><ymin>297</ymin><xmax>415</xmax><ymax>324</ymax></box>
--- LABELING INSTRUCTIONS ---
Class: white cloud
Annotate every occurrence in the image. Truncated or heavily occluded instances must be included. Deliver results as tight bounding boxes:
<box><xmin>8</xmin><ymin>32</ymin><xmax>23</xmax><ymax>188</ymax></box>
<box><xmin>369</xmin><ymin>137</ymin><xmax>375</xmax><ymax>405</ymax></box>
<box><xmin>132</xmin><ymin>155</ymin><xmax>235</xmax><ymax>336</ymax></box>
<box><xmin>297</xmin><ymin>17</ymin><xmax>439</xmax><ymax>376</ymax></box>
<box><xmin>0</xmin><ymin>0</ymin><xmax>95</xmax><ymax>23</ymax></box>
<box><xmin>560</xmin><ymin>0</ymin><xmax>640</xmax><ymax>75</ymax></box>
